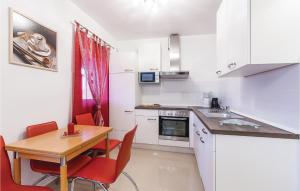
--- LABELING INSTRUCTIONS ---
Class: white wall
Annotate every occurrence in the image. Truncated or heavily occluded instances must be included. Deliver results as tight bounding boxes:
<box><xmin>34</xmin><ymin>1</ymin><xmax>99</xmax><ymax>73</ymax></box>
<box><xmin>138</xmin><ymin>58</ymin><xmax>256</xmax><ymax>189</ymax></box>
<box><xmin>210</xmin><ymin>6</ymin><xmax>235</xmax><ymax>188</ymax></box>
<box><xmin>119</xmin><ymin>35</ymin><xmax>219</xmax><ymax>106</ymax></box>
<box><xmin>219</xmin><ymin>64</ymin><xmax>300</xmax><ymax>133</ymax></box>
<box><xmin>1</xmin><ymin>0</ymin><xmax>116</xmax><ymax>184</ymax></box>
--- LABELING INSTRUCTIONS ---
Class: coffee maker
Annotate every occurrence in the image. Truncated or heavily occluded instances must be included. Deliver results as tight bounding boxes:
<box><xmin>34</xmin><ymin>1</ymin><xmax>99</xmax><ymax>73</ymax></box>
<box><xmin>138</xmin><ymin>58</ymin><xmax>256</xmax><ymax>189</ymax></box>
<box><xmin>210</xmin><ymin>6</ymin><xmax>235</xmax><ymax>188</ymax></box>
<box><xmin>211</xmin><ymin>98</ymin><xmax>220</xmax><ymax>109</ymax></box>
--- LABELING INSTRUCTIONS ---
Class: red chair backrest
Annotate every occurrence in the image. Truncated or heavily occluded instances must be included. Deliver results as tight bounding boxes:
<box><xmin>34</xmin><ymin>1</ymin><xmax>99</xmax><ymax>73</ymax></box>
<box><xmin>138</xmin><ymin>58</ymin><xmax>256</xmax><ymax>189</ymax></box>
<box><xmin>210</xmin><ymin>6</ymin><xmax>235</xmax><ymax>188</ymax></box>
<box><xmin>115</xmin><ymin>125</ymin><xmax>137</xmax><ymax>177</ymax></box>
<box><xmin>0</xmin><ymin>136</ymin><xmax>17</xmax><ymax>190</ymax></box>
<box><xmin>75</xmin><ymin>113</ymin><xmax>95</xmax><ymax>126</ymax></box>
<box><xmin>26</xmin><ymin>121</ymin><xmax>58</xmax><ymax>138</ymax></box>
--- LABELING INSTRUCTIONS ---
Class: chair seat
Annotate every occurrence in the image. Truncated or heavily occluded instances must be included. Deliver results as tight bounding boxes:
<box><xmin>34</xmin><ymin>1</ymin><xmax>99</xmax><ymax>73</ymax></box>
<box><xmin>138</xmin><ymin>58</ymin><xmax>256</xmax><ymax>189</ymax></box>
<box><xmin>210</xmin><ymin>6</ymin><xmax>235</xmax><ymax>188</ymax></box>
<box><xmin>31</xmin><ymin>155</ymin><xmax>91</xmax><ymax>177</ymax></box>
<box><xmin>73</xmin><ymin>157</ymin><xmax>117</xmax><ymax>184</ymax></box>
<box><xmin>92</xmin><ymin>139</ymin><xmax>121</xmax><ymax>151</ymax></box>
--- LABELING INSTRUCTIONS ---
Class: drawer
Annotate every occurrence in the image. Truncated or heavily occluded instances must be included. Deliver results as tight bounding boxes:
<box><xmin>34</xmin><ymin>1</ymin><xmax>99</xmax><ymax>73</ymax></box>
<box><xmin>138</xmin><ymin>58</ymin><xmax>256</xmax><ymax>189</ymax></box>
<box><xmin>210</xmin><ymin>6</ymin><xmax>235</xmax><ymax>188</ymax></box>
<box><xmin>135</xmin><ymin>109</ymin><xmax>159</xmax><ymax>117</ymax></box>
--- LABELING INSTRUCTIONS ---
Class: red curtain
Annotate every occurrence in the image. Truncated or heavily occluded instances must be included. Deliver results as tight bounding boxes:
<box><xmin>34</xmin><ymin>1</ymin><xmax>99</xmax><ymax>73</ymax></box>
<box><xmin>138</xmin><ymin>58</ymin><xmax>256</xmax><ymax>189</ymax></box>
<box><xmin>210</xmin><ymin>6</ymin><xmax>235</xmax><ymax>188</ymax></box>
<box><xmin>72</xmin><ymin>23</ymin><xmax>110</xmax><ymax>126</ymax></box>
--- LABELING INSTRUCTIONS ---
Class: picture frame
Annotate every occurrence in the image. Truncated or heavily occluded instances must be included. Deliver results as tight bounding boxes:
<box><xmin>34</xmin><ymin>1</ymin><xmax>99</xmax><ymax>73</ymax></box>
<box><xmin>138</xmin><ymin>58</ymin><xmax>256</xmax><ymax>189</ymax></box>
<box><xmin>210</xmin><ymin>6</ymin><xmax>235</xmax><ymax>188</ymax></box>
<box><xmin>9</xmin><ymin>9</ymin><xmax>58</xmax><ymax>72</ymax></box>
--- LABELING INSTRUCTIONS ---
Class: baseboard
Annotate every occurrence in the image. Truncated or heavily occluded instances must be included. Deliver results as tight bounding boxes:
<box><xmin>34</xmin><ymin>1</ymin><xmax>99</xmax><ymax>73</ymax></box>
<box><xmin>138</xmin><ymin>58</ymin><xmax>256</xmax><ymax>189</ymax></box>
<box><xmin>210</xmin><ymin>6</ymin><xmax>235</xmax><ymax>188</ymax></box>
<box><xmin>133</xmin><ymin>143</ymin><xmax>194</xmax><ymax>154</ymax></box>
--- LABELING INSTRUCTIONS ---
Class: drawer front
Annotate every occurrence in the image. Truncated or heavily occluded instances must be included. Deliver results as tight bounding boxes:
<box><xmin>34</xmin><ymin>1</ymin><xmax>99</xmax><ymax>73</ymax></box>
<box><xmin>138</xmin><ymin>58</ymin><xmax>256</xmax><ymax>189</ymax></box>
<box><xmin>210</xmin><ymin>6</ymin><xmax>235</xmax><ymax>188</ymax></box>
<box><xmin>135</xmin><ymin>109</ymin><xmax>159</xmax><ymax>117</ymax></box>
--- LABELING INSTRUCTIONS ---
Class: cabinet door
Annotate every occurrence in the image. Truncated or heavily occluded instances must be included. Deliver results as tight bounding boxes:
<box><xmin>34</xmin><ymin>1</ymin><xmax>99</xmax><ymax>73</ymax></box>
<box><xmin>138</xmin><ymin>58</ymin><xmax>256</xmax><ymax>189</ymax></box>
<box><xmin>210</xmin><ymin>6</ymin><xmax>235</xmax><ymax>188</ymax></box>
<box><xmin>135</xmin><ymin>115</ymin><xmax>159</xmax><ymax>144</ymax></box>
<box><xmin>251</xmin><ymin>0</ymin><xmax>300</xmax><ymax>64</ymax></box>
<box><xmin>227</xmin><ymin>0</ymin><xmax>250</xmax><ymax>71</ymax></box>
<box><xmin>109</xmin><ymin>73</ymin><xmax>135</xmax><ymax>131</ymax></box>
<box><xmin>138</xmin><ymin>43</ymin><xmax>161</xmax><ymax>71</ymax></box>
<box><xmin>110</xmin><ymin>51</ymin><xmax>137</xmax><ymax>74</ymax></box>
<box><xmin>189</xmin><ymin>113</ymin><xmax>195</xmax><ymax>148</ymax></box>
<box><xmin>216</xmin><ymin>0</ymin><xmax>229</xmax><ymax>76</ymax></box>
<box><xmin>202</xmin><ymin>127</ymin><xmax>215</xmax><ymax>191</ymax></box>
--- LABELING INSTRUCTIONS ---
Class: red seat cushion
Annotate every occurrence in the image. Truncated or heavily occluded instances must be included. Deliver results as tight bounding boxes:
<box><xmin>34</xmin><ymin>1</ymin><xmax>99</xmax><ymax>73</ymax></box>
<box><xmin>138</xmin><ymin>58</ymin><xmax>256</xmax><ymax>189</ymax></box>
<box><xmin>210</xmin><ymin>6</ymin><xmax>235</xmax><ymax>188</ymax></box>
<box><xmin>73</xmin><ymin>157</ymin><xmax>117</xmax><ymax>184</ymax></box>
<box><xmin>31</xmin><ymin>155</ymin><xmax>91</xmax><ymax>177</ymax></box>
<box><xmin>92</xmin><ymin>139</ymin><xmax>121</xmax><ymax>151</ymax></box>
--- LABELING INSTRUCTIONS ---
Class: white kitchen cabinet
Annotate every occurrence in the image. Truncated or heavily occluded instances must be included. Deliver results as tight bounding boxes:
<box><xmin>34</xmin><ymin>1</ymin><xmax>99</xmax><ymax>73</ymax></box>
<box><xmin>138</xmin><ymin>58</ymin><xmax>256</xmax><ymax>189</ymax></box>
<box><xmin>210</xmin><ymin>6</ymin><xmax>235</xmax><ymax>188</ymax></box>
<box><xmin>189</xmin><ymin>112</ymin><xmax>195</xmax><ymax>148</ymax></box>
<box><xmin>138</xmin><ymin>42</ymin><xmax>161</xmax><ymax>71</ymax></box>
<box><xmin>216</xmin><ymin>1</ymin><xmax>229</xmax><ymax>76</ymax></box>
<box><xmin>135</xmin><ymin>109</ymin><xmax>159</xmax><ymax>145</ymax></box>
<box><xmin>217</xmin><ymin>0</ymin><xmax>300</xmax><ymax>77</ymax></box>
<box><xmin>215</xmin><ymin>135</ymin><xmax>299</xmax><ymax>191</ymax></box>
<box><xmin>110</xmin><ymin>51</ymin><xmax>137</xmax><ymax>74</ymax></box>
<box><xmin>193</xmin><ymin>116</ymin><xmax>215</xmax><ymax>191</ymax></box>
<box><xmin>251</xmin><ymin>0</ymin><xmax>300</xmax><ymax>65</ymax></box>
<box><xmin>109</xmin><ymin>51</ymin><xmax>140</xmax><ymax>140</ymax></box>
<box><xmin>192</xmin><ymin>113</ymin><xmax>299</xmax><ymax>191</ymax></box>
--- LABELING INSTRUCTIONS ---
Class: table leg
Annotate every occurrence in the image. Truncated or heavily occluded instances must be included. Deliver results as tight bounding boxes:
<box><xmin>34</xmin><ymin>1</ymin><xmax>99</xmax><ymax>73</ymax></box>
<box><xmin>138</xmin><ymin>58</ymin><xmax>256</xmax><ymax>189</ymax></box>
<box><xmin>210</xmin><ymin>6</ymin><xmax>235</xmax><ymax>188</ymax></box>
<box><xmin>106</xmin><ymin>134</ymin><xmax>110</xmax><ymax>158</ymax></box>
<box><xmin>60</xmin><ymin>157</ymin><xmax>68</xmax><ymax>191</ymax></box>
<box><xmin>13</xmin><ymin>152</ymin><xmax>21</xmax><ymax>184</ymax></box>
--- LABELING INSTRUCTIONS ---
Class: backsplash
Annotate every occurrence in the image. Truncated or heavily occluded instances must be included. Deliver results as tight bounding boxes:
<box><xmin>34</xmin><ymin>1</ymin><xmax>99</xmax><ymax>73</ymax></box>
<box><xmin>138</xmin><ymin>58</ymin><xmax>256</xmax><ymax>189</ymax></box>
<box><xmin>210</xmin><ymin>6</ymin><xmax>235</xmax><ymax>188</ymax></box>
<box><xmin>219</xmin><ymin>64</ymin><xmax>300</xmax><ymax>133</ymax></box>
<box><xmin>141</xmin><ymin>80</ymin><xmax>219</xmax><ymax>106</ymax></box>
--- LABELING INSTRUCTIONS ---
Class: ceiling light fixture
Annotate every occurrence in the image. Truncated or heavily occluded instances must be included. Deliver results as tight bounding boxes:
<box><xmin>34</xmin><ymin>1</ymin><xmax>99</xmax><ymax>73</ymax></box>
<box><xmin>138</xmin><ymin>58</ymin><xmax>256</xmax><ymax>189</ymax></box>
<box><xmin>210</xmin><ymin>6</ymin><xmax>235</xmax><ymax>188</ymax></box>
<box><xmin>143</xmin><ymin>0</ymin><xmax>168</xmax><ymax>13</ymax></box>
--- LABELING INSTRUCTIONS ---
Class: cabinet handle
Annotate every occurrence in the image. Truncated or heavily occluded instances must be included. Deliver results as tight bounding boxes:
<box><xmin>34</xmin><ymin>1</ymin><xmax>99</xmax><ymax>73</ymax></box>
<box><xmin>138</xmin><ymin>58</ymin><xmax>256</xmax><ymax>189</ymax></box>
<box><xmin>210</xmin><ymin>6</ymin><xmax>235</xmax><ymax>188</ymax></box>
<box><xmin>216</xmin><ymin>70</ymin><xmax>222</xmax><ymax>75</ymax></box>
<box><xmin>124</xmin><ymin>110</ymin><xmax>134</xmax><ymax>113</ymax></box>
<box><xmin>124</xmin><ymin>69</ymin><xmax>133</xmax><ymax>72</ymax></box>
<box><xmin>227</xmin><ymin>62</ymin><xmax>237</xmax><ymax>70</ymax></box>
<box><xmin>147</xmin><ymin>118</ymin><xmax>157</xmax><ymax>121</ymax></box>
<box><xmin>200</xmin><ymin>137</ymin><xmax>205</xmax><ymax>143</ymax></box>
<box><xmin>196</xmin><ymin>131</ymin><xmax>200</xmax><ymax>136</ymax></box>
<box><xmin>202</xmin><ymin>128</ymin><xmax>208</xmax><ymax>134</ymax></box>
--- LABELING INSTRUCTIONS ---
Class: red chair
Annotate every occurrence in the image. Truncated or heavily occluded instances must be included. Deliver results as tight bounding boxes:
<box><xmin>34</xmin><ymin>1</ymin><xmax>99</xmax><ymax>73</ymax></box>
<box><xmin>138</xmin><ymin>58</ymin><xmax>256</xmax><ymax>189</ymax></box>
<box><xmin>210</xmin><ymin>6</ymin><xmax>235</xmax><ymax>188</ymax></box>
<box><xmin>26</xmin><ymin>121</ymin><xmax>92</xmax><ymax>185</ymax></box>
<box><xmin>0</xmin><ymin>135</ymin><xmax>53</xmax><ymax>191</ymax></box>
<box><xmin>75</xmin><ymin>113</ymin><xmax>122</xmax><ymax>153</ymax></box>
<box><xmin>71</xmin><ymin>126</ymin><xmax>138</xmax><ymax>191</ymax></box>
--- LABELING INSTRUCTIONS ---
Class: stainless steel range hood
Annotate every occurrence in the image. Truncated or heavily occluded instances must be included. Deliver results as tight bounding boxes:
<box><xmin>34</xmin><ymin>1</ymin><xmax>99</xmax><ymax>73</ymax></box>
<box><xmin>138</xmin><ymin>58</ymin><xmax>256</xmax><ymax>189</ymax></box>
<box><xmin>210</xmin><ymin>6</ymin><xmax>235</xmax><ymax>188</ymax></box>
<box><xmin>160</xmin><ymin>34</ymin><xmax>189</xmax><ymax>79</ymax></box>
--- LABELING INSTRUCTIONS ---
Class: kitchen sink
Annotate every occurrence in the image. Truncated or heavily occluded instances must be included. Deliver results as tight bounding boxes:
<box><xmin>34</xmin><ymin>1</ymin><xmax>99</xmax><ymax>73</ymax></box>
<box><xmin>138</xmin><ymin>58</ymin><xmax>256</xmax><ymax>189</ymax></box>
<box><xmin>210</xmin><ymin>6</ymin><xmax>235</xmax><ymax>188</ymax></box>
<box><xmin>198</xmin><ymin>108</ymin><xmax>244</xmax><ymax>119</ymax></box>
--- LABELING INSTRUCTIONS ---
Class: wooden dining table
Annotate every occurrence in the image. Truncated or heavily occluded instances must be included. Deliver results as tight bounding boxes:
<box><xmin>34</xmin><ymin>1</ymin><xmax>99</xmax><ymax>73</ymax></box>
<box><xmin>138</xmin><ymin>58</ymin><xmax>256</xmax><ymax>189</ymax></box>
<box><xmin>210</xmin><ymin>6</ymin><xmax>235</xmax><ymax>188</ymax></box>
<box><xmin>5</xmin><ymin>125</ymin><xmax>113</xmax><ymax>191</ymax></box>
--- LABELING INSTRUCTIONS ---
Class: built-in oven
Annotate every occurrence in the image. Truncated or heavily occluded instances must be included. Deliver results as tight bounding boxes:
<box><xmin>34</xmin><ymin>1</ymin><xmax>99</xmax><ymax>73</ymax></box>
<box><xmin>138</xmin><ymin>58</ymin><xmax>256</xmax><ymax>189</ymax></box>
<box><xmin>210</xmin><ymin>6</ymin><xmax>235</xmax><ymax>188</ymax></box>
<box><xmin>159</xmin><ymin>110</ymin><xmax>189</xmax><ymax>142</ymax></box>
<box><xmin>139</xmin><ymin>72</ymin><xmax>160</xmax><ymax>84</ymax></box>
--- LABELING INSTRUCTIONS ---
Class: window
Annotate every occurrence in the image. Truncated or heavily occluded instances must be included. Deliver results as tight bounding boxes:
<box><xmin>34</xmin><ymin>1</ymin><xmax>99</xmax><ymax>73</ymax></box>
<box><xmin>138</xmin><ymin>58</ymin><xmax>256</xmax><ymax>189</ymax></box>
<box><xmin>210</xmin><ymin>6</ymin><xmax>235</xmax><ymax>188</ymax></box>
<box><xmin>81</xmin><ymin>68</ymin><xmax>93</xmax><ymax>99</ymax></box>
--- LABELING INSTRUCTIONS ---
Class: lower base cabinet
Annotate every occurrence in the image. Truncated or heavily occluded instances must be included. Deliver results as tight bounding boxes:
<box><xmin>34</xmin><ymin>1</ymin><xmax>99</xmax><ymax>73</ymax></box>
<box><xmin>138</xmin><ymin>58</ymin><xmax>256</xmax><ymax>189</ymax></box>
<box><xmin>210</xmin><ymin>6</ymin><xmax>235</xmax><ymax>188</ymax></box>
<box><xmin>192</xmin><ymin>113</ymin><xmax>299</xmax><ymax>191</ymax></box>
<box><xmin>135</xmin><ymin>109</ymin><xmax>159</xmax><ymax>145</ymax></box>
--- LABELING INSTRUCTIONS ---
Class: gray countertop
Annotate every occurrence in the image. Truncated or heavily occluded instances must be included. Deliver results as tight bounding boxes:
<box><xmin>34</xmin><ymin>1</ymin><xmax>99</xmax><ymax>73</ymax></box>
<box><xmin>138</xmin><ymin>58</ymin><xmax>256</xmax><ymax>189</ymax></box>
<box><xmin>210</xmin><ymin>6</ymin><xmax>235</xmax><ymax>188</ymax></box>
<box><xmin>135</xmin><ymin>105</ymin><xmax>299</xmax><ymax>139</ymax></box>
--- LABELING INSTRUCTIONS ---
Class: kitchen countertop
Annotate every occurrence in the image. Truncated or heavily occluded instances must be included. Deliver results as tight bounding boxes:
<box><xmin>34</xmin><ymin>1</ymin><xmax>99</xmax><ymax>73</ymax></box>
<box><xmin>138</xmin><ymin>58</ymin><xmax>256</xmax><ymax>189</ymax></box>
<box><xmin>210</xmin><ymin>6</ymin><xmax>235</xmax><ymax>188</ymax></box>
<box><xmin>135</xmin><ymin>105</ymin><xmax>192</xmax><ymax>110</ymax></box>
<box><xmin>135</xmin><ymin>105</ymin><xmax>299</xmax><ymax>139</ymax></box>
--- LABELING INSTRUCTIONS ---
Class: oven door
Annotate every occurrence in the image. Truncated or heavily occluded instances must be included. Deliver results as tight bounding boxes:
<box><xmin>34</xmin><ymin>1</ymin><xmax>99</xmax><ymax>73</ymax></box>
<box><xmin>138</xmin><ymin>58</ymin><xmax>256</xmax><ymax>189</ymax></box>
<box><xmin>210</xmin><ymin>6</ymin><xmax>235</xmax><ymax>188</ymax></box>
<box><xmin>159</xmin><ymin>116</ymin><xmax>189</xmax><ymax>142</ymax></box>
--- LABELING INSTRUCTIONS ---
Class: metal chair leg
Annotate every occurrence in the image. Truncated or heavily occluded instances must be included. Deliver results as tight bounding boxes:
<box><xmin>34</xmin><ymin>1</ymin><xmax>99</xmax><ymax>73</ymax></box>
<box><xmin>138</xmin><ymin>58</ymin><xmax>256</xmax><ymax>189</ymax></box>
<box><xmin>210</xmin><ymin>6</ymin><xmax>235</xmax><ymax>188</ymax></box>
<box><xmin>98</xmin><ymin>182</ymin><xmax>109</xmax><ymax>191</ymax></box>
<box><xmin>93</xmin><ymin>182</ymin><xmax>97</xmax><ymax>191</ymax></box>
<box><xmin>71</xmin><ymin>177</ymin><xmax>78</xmax><ymax>191</ymax></box>
<box><xmin>32</xmin><ymin>174</ymin><xmax>50</xmax><ymax>186</ymax></box>
<box><xmin>122</xmin><ymin>172</ymin><xmax>139</xmax><ymax>191</ymax></box>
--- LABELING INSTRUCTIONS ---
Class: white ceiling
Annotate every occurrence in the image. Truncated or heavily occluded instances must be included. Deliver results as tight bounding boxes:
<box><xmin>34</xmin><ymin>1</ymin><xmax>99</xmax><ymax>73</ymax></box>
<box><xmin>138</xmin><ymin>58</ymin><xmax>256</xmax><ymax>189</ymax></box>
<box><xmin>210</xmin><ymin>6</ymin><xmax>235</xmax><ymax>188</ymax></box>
<box><xmin>71</xmin><ymin>0</ymin><xmax>221</xmax><ymax>40</ymax></box>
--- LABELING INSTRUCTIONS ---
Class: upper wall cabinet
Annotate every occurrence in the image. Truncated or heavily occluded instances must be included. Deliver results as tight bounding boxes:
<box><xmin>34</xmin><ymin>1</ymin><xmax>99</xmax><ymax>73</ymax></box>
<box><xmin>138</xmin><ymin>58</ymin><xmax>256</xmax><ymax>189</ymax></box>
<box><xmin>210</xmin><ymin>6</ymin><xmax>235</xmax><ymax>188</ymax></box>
<box><xmin>217</xmin><ymin>0</ymin><xmax>300</xmax><ymax>77</ymax></box>
<box><xmin>138</xmin><ymin>42</ymin><xmax>161</xmax><ymax>72</ymax></box>
<box><xmin>110</xmin><ymin>51</ymin><xmax>137</xmax><ymax>74</ymax></box>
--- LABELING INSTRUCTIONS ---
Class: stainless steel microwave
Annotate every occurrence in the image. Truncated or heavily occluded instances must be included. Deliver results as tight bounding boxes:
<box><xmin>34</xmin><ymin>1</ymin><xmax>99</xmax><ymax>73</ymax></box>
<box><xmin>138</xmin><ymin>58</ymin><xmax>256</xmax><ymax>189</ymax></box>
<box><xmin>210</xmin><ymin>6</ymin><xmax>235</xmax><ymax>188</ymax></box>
<box><xmin>139</xmin><ymin>72</ymin><xmax>160</xmax><ymax>84</ymax></box>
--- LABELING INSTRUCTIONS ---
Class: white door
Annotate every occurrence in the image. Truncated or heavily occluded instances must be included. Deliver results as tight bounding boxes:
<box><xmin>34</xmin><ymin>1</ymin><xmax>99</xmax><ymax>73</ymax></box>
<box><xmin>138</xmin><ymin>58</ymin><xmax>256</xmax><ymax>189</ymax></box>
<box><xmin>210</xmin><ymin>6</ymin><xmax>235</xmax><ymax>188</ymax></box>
<box><xmin>227</xmin><ymin>0</ymin><xmax>250</xmax><ymax>70</ymax></box>
<box><xmin>135</xmin><ymin>115</ymin><xmax>159</xmax><ymax>144</ymax></box>
<box><xmin>138</xmin><ymin>42</ymin><xmax>161</xmax><ymax>71</ymax></box>
<box><xmin>216</xmin><ymin>0</ymin><xmax>229</xmax><ymax>76</ymax></box>
<box><xmin>202</xmin><ymin>127</ymin><xmax>215</xmax><ymax>191</ymax></box>
<box><xmin>251</xmin><ymin>0</ymin><xmax>300</xmax><ymax>64</ymax></box>
<box><xmin>109</xmin><ymin>73</ymin><xmax>135</xmax><ymax>131</ymax></box>
<box><xmin>110</xmin><ymin>51</ymin><xmax>137</xmax><ymax>74</ymax></box>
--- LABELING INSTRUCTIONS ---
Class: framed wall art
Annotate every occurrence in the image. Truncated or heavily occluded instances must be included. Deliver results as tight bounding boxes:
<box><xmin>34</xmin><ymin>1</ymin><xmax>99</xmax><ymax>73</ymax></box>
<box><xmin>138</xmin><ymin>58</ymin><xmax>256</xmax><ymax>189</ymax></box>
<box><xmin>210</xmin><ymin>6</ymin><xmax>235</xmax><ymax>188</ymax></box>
<box><xmin>9</xmin><ymin>9</ymin><xmax>58</xmax><ymax>71</ymax></box>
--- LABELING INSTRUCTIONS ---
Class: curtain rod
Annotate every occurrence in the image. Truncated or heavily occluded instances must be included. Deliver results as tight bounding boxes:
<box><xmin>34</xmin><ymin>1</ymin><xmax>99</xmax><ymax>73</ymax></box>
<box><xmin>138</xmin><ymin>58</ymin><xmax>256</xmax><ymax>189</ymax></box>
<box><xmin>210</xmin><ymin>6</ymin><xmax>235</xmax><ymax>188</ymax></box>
<box><xmin>71</xmin><ymin>21</ymin><xmax>116</xmax><ymax>50</ymax></box>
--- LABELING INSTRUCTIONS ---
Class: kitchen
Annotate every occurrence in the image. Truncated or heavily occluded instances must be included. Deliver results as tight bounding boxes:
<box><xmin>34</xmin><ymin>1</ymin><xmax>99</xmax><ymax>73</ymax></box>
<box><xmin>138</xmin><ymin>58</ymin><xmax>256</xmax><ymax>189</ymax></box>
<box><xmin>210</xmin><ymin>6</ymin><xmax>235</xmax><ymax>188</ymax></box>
<box><xmin>0</xmin><ymin>0</ymin><xmax>299</xmax><ymax>191</ymax></box>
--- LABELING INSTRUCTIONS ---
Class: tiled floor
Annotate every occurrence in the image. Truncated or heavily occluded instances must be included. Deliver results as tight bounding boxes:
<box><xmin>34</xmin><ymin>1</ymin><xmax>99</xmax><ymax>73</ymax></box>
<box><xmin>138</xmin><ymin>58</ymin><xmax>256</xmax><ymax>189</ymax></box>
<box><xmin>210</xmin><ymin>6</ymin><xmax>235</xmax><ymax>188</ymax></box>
<box><xmin>49</xmin><ymin>148</ymin><xmax>204</xmax><ymax>191</ymax></box>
